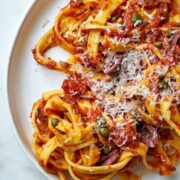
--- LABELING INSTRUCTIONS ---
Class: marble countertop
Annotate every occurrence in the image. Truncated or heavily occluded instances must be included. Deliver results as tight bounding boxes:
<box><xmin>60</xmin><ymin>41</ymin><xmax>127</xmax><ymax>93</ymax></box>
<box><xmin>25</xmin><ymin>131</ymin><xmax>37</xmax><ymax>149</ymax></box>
<box><xmin>0</xmin><ymin>0</ymin><xmax>46</xmax><ymax>179</ymax></box>
<box><xmin>1</xmin><ymin>1</ymin><xmax>180</xmax><ymax>180</ymax></box>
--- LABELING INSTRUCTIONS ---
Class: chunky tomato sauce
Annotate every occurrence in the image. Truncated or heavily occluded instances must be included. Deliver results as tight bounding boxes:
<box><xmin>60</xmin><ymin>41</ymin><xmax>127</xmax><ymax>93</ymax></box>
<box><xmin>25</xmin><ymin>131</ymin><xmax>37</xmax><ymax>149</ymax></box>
<box><xmin>62</xmin><ymin>73</ymin><xmax>88</xmax><ymax>100</ymax></box>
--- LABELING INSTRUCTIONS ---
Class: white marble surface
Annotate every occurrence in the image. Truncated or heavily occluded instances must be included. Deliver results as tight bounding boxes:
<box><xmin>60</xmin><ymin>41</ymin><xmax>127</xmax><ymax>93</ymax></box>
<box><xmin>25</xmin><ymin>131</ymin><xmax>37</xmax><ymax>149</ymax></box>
<box><xmin>1</xmin><ymin>1</ymin><xmax>180</xmax><ymax>180</ymax></box>
<box><xmin>0</xmin><ymin>0</ymin><xmax>46</xmax><ymax>179</ymax></box>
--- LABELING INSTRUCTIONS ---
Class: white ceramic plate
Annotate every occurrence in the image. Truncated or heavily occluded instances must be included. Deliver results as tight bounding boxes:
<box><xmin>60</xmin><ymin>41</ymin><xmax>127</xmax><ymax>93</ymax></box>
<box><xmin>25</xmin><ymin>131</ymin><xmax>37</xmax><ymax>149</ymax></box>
<box><xmin>7</xmin><ymin>0</ymin><xmax>180</xmax><ymax>180</ymax></box>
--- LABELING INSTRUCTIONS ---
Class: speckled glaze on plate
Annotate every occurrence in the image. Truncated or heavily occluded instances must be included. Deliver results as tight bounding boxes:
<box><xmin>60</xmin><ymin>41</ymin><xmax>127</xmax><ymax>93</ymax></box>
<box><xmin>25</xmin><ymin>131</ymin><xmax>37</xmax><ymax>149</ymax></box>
<box><xmin>6</xmin><ymin>0</ymin><xmax>180</xmax><ymax>179</ymax></box>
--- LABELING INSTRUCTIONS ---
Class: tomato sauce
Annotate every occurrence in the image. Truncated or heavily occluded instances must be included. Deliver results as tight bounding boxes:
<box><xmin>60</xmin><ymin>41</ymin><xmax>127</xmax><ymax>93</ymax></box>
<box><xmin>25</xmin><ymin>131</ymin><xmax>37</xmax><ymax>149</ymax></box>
<box><xmin>32</xmin><ymin>48</ymin><xmax>38</xmax><ymax>61</ymax></box>
<box><xmin>35</xmin><ymin>101</ymin><xmax>49</xmax><ymax>134</ymax></box>
<box><xmin>62</xmin><ymin>73</ymin><xmax>88</xmax><ymax>99</ymax></box>
<box><xmin>110</xmin><ymin>122</ymin><xmax>139</xmax><ymax>148</ymax></box>
<box><xmin>45</xmin><ymin>59</ymin><xmax>56</xmax><ymax>69</ymax></box>
<box><xmin>123</xmin><ymin>7</ymin><xmax>135</xmax><ymax>32</ymax></box>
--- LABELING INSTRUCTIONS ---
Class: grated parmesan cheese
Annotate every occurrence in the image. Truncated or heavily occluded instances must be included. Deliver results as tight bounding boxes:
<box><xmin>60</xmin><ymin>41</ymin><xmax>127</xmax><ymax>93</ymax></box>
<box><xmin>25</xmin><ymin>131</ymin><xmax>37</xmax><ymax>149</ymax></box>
<box><xmin>88</xmin><ymin>49</ymin><xmax>159</xmax><ymax>118</ymax></box>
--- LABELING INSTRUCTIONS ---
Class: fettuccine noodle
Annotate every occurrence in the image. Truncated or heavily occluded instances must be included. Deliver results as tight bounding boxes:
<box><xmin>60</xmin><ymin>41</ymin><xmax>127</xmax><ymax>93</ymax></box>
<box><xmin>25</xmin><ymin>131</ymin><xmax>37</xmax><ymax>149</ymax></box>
<box><xmin>31</xmin><ymin>0</ymin><xmax>180</xmax><ymax>179</ymax></box>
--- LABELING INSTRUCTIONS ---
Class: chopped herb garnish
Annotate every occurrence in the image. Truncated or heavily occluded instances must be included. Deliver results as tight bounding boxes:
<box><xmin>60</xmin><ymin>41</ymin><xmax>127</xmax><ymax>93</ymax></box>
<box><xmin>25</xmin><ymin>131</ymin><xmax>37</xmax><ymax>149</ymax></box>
<box><xmin>103</xmin><ymin>147</ymin><xmax>111</xmax><ymax>155</ymax></box>
<box><xmin>154</xmin><ymin>41</ymin><xmax>163</xmax><ymax>49</ymax></box>
<box><xmin>132</xmin><ymin>13</ymin><xmax>142</xmax><ymax>25</ymax></box>
<box><xmin>111</xmin><ymin>15</ymin><xmax>116</xmax><ymax>21</ymax></box>
<box><xmin>51</xmin><ymin>118</ymin><xmax>59</xmax><ymax>127</ymax></box>
<box><xmin>158</xmin><ymin>81</ymin><xmax>169</xmax><ymax>90</ymax></box>
<box><xmin>158</xmin><ymin>74</ymin><xmax>165</xmax><ymax>81</ymax></box>
<box><xmin>167</xmin><ymin>29</ymin><xmax>172</xmax><ymax>37</ymax></box>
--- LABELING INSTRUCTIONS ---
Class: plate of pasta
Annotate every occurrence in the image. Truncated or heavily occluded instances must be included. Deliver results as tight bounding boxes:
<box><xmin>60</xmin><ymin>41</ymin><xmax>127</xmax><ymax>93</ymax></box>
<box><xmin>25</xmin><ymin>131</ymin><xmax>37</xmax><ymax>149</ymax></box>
<box><xmin>7</xmin><ymin>0</ymin><xmax>180</xmax><ymax>180</ymax></box>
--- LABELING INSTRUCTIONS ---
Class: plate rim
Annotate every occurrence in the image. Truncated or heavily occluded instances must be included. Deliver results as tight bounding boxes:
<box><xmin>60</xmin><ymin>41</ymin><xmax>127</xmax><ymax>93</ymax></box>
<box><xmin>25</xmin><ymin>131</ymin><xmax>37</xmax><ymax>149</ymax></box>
<box><xmin>5</xmin><ymin>1</ymin><xmax>180</xmax><ymax>180</ymax></box>
<box><xmin>5</xmin><ymin>0</ymin><xmax>51</xmax><ymax>179</ymax></box>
